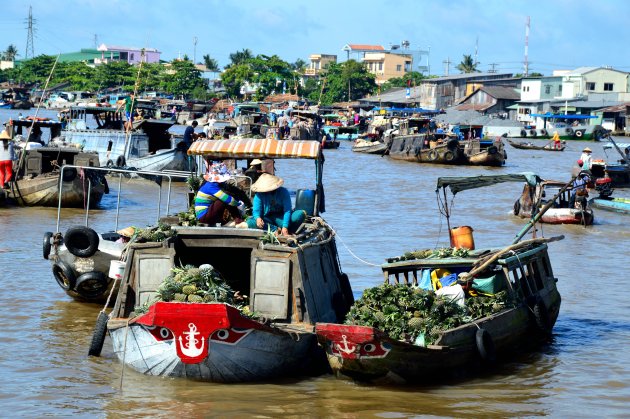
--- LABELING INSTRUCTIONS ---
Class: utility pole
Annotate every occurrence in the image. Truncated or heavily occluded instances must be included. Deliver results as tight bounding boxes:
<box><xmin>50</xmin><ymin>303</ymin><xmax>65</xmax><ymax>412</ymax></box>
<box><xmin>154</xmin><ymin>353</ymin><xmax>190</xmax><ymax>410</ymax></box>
<box><xmin>193</xmin><ymin>36</ymin><xmax>198</xmax><ymax>64</ymax></box>
<box><xmin>474</xmin><ymin>36</ymin><xmax>479</xmax><ymax>68</ymax></box>
<box><xmin>93</xmin><ymin>34</ymin><xmax>99</xmax><ymax>49</ymax></box>
<box><xmin>489</xmin><ymin>63</ymin><xmax>498</xmax><ymax>73</ymax></box>
<box><xmin>524</xmin><ymin>16</ymin><xmax>530</xmax><ymax>77</ymax></box>
<box><xmin>24</xmin><ymin>5</ymin><xmax>35</xmax><ymax>59</ymax></box>
<box><xmin>443</xmin><ymin>57</ymin><xmax>451</xmax><ymax>76</ymax></box>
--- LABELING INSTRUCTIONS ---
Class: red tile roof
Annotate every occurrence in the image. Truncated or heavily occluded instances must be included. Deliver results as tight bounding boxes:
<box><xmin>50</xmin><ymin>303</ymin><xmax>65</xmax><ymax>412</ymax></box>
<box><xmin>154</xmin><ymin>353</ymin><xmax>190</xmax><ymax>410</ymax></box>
<box><xmin>347</xmin><ymin>44</ymin><xmax>384</xmax><ymax>51</ymax></box>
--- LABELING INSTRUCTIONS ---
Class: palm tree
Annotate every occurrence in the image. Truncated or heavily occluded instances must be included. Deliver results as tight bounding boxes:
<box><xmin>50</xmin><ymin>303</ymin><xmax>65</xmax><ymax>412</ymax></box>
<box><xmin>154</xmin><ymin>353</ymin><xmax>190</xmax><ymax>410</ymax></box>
<box><xmin>291</xmin><ymin>58</ymin><xmax>307</xmax><ymax>72</ymax></box>
<box><xmin>456</xmin><ymin>54</ymin><xmax>478</xmax><ymax>73</ymax></box>
<box><xmin>4</xmin><ymin>44</ymin><xmax>18</xmax><ymax>61</ymax></box>
<box><xmin>203</xmin><ymin>54</ymin><xmax>220</xmax><ymax>72</ymax></box>
<box><xmin>228</xmin><ymin>49</ymin><xmax>252</xmax><ymax>67</ymax></box>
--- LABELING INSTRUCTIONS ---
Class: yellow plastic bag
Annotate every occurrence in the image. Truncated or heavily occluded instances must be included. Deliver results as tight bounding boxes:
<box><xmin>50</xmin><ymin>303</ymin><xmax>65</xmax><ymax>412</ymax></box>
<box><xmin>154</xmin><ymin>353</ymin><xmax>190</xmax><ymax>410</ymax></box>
<box><xmin>431</xmin><ymin>268</ymin><xmax>451</xmax><ymax>290</ymax></box>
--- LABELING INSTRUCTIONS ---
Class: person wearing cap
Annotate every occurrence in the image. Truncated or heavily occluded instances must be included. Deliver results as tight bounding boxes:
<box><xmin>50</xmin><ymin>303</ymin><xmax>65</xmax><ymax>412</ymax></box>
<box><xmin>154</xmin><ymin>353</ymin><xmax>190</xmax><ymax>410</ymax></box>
<box><xmin>570</xmin><ymin>161</ymin><xmax>591</xmax><ymax>209</ymax></box>
<box><xmin>244</xmin><ymin>158</ymin><xmax>264</xmax><ymax>184</ymax></box>
<box><xmin>0</xmin><ymin>130</ymin><xmax>16</xmax><ymax>189</ymax></box>
<box><xmin>246</xmin><ymin>173</ymin><xmax>306</xmax><ymax>236</ymax></box>
<box><xmin>194</xmin><ymin>163</ymin><xmax>245</xmax><ymax>226</ymax></box>
<box><xmin>580</xmin><ymin>147</ymin><xmax>593</xmax><ymax>170</ymax></box>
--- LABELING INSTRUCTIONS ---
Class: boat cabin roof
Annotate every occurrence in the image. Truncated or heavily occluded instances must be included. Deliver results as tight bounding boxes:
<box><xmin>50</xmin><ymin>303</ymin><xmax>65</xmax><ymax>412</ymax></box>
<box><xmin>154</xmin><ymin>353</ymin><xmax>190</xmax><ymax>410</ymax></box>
<box><xmin>10</xmin><ymin>118</ymin><xmax>62</xmax><ymax>128</ymax></box>
<box><xmin>187</xmin><ymin>138</ymin><xmax>322</xmax><ymax>160</ymax></box>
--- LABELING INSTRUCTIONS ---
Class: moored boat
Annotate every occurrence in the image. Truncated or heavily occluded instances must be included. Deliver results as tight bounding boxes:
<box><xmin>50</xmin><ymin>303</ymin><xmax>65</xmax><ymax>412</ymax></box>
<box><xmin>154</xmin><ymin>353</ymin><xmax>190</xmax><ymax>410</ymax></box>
<box><xmin>462</xmin><ymin>137</ymin><xmax>507</xmax><ymax>166</ymax></box>
<box><xmin>316</xmin><ymin>174</ymin><xmax>563</xmax><ymax>384</ymax></box>
<box><xmin>93</xmin><ymin>138</ymin><xmax>354</xmax><ymax>383</ymax></box>
<box><xmin>6</xmin><ymin>118</ymin><xmax>106</xmax><ymax>207</ymax></box>
<box><xmin>507</xmin><ymin>138</ymin><xmax>565</xmax><ymax>151</ymax></box>
<box><xmin>352</xmin><ymin>136</ymin><xmax>387</xmax><ymax>154</ymax></box>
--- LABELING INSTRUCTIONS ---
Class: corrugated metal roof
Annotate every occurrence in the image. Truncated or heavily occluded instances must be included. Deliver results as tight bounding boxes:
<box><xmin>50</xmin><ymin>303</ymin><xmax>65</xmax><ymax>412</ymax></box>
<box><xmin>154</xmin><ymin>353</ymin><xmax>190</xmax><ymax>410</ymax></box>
<box><xmin>422</xmin><ymin>72</ymin><xmax>513</xmax><ymax>83</ymax></box>
<box><xmin>455</xmin><ymin>103</ymin><xmax>495</xmax><ymax>111</ymax></box>
<box><xmin>479</xmin><ymin>86</ymin><xmax>521</xmax><ymax>100</ymax></box>
<box><xmin>346</xmin><ymin>44</ymin><xmax>384</xmax><ymax>51</ymax></box>
<box><xmin>595</xmin><ymin>102</ymin><xmax>630</xmax><ymax>112</ymax></box>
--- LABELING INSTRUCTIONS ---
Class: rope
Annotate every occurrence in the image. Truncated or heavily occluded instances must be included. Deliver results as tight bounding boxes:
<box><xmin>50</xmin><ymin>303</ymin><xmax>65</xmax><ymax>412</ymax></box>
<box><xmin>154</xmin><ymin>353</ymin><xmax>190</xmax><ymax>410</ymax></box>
<box><xmin>311</xmin><ymin>217</ymin><xmax>381</xmax><ymax>267</ymax></box>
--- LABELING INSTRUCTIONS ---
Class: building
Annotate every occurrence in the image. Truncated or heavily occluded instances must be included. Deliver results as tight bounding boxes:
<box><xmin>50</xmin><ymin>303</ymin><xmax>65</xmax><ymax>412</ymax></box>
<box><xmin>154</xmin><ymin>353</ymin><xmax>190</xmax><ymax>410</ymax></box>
<box><xmin>554</xmin><ymin>67</ymin><xmax>630</xmax><ymax>98</ymax></box>
<box><xmin>305</xmin><ymin>54</ymin><xmax>337</xmax><ymax>76</ymax></box>
<box><xmin>57</xmin><ymin>49</ymin><xmax>107</xmax><ymax>65</ymax></box>
<box><xmin>455</xmin><ymin>86</ymin><xmax>521</xmax><ymax>118</ymax></box>
<box><xmin>95</xmin><ymin>44</ymin><xmax>161</xmax><ymax>65</ymax></box>
<box><xmin>341</xmin><ymin>44</ymin><xmax>385</xmax><ymax>61</ymax></box>
<box><xmin>416</xmin><ymin>72</ymin><xmax>514</xmax><ymax>110</ymax></box>
<box><xmin>362</xmin><ymin>52</ymin><xmax>412</xmax><ymax>85</ymax></box>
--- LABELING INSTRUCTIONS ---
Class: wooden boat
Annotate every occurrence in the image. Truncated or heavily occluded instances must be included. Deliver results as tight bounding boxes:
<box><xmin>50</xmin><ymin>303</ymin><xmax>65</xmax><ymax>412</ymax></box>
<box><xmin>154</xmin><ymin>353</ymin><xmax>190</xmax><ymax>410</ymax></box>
<box><xmin>514</xmin><ymin>178</ymin><xmax>594</xmax><ymax>225</ymax></box>
<box><xmin>590</xmin><ymin>196</ymin><xmax>630</xmax><ymax>214</ymax></box>
<box><xmin>6</xmin><ymin>118</ymin><xmax>106</xmax><ymax>207</ymax></box>
<box><xmin>386</xmin><ymin>118</ymin><xmax>464</xmax><ymax>164</ymax></box>
<box><xmin>316</xmin><ymin>174</ymin><xmax>563</xmax><ymax>384</ymax></box>
<box><xmin>463</xmin><ymin>138</ymin><xmax>507</xmax><ymax>166</ymax></box>
<box><xmin>507</xmin><ymin>139</ymin><xmax>565</xmax><ymax>151</ymax></box>
<box><xmin>60</xmin><ymin>106</ymin><xmax>191</xmax><ymax>172</ymax></box>
<box><xmin>352</xmin><ymin>137</ymin><xmax>388</xmax><ymax>154</ymax></box>
<box><xmin>45</xmin><ymin>167</ymin><xmax>188</xmax><ymax>303</ymax></box>
<box><xmin>94</xmin><ymin>138</ymin><xmax>354</xmax><ymax>383</ymax></box>
<box><xmin>588</xmin><ymin>137</ymin><xmax>630</xmax><ymax>187</ymax></box>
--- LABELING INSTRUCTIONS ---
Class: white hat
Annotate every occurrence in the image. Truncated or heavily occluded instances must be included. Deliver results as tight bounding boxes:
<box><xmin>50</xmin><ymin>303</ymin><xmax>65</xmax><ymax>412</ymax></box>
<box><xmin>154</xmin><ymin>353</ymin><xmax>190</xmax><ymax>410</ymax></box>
<box><xmin>582</xmin><ymin>147</ymin><xmax>592</xmax><ymax>153</ymax></box>
<box><xmin>251</xmin><ymin>173</ymin><xmax>284</xmax><ymax>193</ymax></box>
<box><xmin>0</xmin><ymin>130</ymin><xmax>11</xmax><ymax>140</ymax></box>
<box><xmin>250</xmin><ymin>158</ymin><xmax>263</xmax><ymax>166</ymax></box>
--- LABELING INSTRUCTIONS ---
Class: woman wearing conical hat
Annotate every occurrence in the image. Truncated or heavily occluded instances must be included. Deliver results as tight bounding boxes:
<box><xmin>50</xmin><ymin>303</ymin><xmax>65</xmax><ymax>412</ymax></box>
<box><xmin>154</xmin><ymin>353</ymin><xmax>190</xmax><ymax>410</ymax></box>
<box><xmin>246</xmin><ymin>173</ymin><xmax>306</xmax><ymax>236</ymax></box>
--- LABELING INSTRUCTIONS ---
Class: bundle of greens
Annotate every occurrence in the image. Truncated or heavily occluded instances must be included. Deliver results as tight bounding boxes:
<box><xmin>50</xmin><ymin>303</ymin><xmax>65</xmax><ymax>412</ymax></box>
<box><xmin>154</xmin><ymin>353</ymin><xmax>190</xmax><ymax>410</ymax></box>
<box><xmin>345</xmin><ymin>284</ymin><xmax>511</xmax><ymax>345</ymax></box>
<box><xmin>387</xmin><ymin>247</ymin><xmax>470</xmax><ymax>263</ymax></box>
<box><xmin>135</xmin><ymin>222</ymin><xmax>176</xmax><ymax>242</ymax></box>
<box><xmin>134</xmin><ymin>264</ymin><xmax>248</xmax><ymax>314</ymax></box>
<box><xmin>178</xmin><ymin>207</ymin><xmax>198</xmax><ymax>226</ymax></box>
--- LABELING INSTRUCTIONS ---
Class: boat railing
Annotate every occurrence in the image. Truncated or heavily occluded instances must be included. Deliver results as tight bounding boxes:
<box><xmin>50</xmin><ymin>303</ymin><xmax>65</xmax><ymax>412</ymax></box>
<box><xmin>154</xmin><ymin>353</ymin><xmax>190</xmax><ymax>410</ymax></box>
<box><xmin>55</xmin><ymin>165</ymin><xmax>188</xmax><ymax>234</ymax></box>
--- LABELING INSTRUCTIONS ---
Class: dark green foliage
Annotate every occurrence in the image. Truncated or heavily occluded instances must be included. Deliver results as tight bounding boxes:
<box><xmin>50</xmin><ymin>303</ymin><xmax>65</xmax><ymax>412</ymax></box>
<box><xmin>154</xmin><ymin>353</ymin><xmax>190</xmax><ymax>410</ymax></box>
<box><xmin>345</xmin><ymin>284</ymin><xmax>512</xmax><ymax>345</ymax></box>
<box><xmin>387</xmin><ymin>247</ymin><xmax>470</xmax><ymax>263</ymax></box>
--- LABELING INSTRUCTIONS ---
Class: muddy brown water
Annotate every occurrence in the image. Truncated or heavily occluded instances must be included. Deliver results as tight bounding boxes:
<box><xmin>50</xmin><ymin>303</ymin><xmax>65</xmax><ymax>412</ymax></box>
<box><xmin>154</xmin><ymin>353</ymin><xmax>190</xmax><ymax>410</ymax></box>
<box><xmin>0</xmin><ymin>109</ymin><xmax>629</xmax><ymax>417</ymax></box>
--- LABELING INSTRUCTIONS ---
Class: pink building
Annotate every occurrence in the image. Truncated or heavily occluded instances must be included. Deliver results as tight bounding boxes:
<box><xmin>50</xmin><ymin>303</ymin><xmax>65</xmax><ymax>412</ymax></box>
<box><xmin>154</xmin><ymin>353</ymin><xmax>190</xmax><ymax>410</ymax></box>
<box><xmin>95</xmin><ymin>44</ymin><xmax>161</xmax><ymax>65</ymax></box>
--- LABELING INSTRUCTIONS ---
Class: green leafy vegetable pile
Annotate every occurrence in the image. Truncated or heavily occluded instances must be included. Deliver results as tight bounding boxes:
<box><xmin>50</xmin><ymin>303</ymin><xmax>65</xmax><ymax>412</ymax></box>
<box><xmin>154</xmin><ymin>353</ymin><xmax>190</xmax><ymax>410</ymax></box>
<box><xmin>387</xmin><ymin>247</ymin><xmax>470</xmax><ymax>263</ymax></box>
<box><xmin>344</xmin><ymin>284</ymin><xmax>512</xmax><ymax>345</ymax></box>
<box><xmin>134</xmin><ymin>264</ymin><xmax>248</xmax><ymax>314</ymax></box>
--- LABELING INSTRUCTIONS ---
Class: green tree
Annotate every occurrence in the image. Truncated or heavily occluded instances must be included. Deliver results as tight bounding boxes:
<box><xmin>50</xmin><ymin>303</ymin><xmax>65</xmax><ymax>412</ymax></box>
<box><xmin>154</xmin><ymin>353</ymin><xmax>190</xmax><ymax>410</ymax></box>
<box><xmin>313</xmin><ymin>60</ymin><xmax>376</xmax><ymax>105</ymax></box>
<box><xmin>54</xmin><ymin>61</ymin><xmax>97</xmax><ymax>90</ymax></box>
<box><xmin>13</xmin><ymin>54</ymin><xmax>57</xmax><ymax>84</ymax></box>
<box><xmin>220</xmin><ymin>63</ymin><xmax>254</xmax><ymax>99</ymax></box>
<box><xmin>161</xmin><ymin>59</ymin><xmax>205</xmax><ymax>97</ymax></box>
<box><xmin>94</xmin><ymin>61</ymin><xmax>135</xmax><ymax>91</ymax></box>
<box><xmin>379</xmin><ymin>71</ymin><xmax>425</xmax><ymax>92</ymax></box>
<box><xmin>456</xmin><ymin>54</ymin><xmax>478</xmax><ymax>73</ymax></box>
<box><xmin>220</xmin><ymin>54</ymin><xmax>294</xmax><ymax>100</ymax></box>
<box><xmin>227</xmin><ymin>49</ymin><xmax>253</xmax><ymax>67</ymax></box>
<box><xmin>291</xmin><ymin>58</ymin><xmax>307</xmax><ymax>72</ymax></box>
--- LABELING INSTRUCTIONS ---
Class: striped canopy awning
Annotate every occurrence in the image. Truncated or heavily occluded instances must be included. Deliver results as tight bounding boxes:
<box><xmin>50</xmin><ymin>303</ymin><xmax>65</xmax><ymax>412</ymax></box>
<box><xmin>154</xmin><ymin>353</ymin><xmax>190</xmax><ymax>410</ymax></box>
<box><xmin>187</xmin><ymin>138</ymin><xmax>321</xmax><ymax>159</ymax></box>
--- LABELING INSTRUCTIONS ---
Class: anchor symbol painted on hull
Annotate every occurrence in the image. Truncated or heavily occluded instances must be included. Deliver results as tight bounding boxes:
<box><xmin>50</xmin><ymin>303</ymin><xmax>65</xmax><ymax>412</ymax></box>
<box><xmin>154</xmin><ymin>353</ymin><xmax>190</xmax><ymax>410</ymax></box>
<box><xmin>335</xmin><ymin>334</ymin><xmax>356</xmax><ymax>355</ymax></box>
<box><xmin>178</xmin><ymin>322</ymin><xmax>205</xmax><ymax>358</ymax></box>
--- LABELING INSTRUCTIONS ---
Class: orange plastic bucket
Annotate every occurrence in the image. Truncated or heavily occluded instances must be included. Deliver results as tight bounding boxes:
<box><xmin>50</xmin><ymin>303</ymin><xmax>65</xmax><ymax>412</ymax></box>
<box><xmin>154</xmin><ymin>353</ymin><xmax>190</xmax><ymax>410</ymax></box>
<box><xmin>450</xmin><ymin>226</ymin><xmax>475</xmax><ymax>250</ymax></box>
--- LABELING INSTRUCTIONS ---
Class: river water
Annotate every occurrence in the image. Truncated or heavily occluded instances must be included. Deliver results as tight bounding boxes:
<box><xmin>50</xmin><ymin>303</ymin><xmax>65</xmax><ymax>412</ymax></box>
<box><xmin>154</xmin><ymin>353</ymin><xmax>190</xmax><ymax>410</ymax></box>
<box><xmin>0</xmin><ymin>109</ymin><xmax>628</xmax><ymax>417</ymax></box>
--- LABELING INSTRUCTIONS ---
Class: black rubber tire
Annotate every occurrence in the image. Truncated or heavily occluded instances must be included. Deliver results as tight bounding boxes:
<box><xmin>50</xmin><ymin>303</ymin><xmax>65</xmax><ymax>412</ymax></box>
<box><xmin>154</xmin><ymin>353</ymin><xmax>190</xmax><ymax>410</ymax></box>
<box><xmin>88</xmin><ymin>311</ymin><xmax>109</xmax><ymax>357</ymax></box>
<box><xmin>52</xmin><ymin>261</ymin><xmax>76</xmax><ymax>291</ymax></box>
<box><xmin>575</xmin><ymin>130</ymin><xmax>583</xmax><ymax>138</ymax></box>
<box><xmin>75</xmin><ymin>271</ymin><xmax>109</xmax><ymax>299</ymax></box>
<box><xmin>520</xmin><ymin>129</ymin><xmax>527</xmax><ymax>137</ymax></box>
<box><xmin>513</xmin><ymin>199</ymin><xmax>521</xmax><ymax>216</ymax></box>
<box><xmin>476</xmin><ymin>328</ymin><xmax>496</xmax><ymax>362</ymax></box>
<box><xmin>64</xmin><ymin>226</ymin><xmax>100</xmax><ymax>258</ymax></box>
<box><xmin>532</xmin><ymin>298</ymin><xmax>552</xmax><ymax>336</ymax></box>
<box><xmin>565</xmin><ymin>127</ymin><xmax>574</xmax><ymax>135</ymax></box>
<box><xmin>540</xmin><ymin>129</ymin><xmax>547</xmax><ymax>136</ymax></box>
<box><xmin>529</xmin><ymin>130</ymin><xmax>537</xmax><ymax>137</ymax></box>
<box><xmin>427</xmin><ymin>150</ymin><xmax>439</xmax><ymax>161</ymax></box>
<box><xmin>444</xmin><ymin>150</ymin><xmax>455</xmax><ymax>162</ymax></box>
<box><xmin>43</xmin><ymin>231</ymin><xmax>53</xmax><ymax>260</ymax></box>
<box><xmin>488</xmin><ymin>146</ymin><xmax>498</xmax><ymax>155</ymax></box>
<box><xmin>62</xmin><ymin>167</ymin><xmax>77</xmax><ymax>182</ymax></box>
<box><xmin>106</xmin><ymin>159</ymin><xmax>114</xmax><ymax>168</ymax></box>
<box><xmin>116</xmin><ymin>155</ymin><xmax>126</xmax><ymax>167</ymax></box>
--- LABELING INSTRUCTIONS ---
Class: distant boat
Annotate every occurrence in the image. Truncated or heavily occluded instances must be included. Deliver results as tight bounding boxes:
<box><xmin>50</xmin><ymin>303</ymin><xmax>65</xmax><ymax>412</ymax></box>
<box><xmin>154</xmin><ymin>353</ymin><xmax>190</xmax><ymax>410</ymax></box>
<box><xmin>507</xmin><ymin>139</ymin><xmax>565</xmax><ymax>151</ymax></box>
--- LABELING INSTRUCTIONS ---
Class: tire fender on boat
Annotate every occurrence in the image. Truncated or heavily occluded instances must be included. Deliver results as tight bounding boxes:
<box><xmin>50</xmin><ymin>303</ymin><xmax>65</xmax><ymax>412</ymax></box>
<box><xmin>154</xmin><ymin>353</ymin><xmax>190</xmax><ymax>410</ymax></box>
<box><xmin>106</xmin><ymin>159</ymin><xmax>114</xmax><ymax>168</ymax></box>
<box><xmin>565</xmin><ymin>127</ymin><xmax>574</xmax><ymax>135</ymax></box>
<box><xmin>443</xmin><ymin>150</ymin><xmax>455</xmax><ymax>162</ymax></box>
<box><xmin>116</xmin><ymin>155</ymin><xmax>126</xmax><ymax>167</ymax></box>
<box><xmin>427</xmin><ymin>150</ymin><xmax>439</xmax><ymax>161</ymax></box>
<box><xmin>61</xmin><ymin>167</ymin><xmax>77</xmax><ymax>182</ymax></box>
<box><xmin>531</xmin><ymin>296</ymin><xmax>552</xmax><ymax>336</ymax></box>
<box><xmin>64</xmin><ymin>226</ymin><xmax>100</xmax><ymax>258</ymax></box>
<box><xmin>520</xmin><ymin>129</ymin><xmax>527</xmax><ymax>137</ymax></box>
<box><xmin>475</xmin><ymin>328</ymin><xmax>496</xmax><ymax>362</ymax></box>
<box><xmin>529</xmin><ymin>129</ymin><xmax>537</xmax><ymax>137</ymax></box>
<box><xmin>575</xmin><ymin>130</ymin><xmax>583</xmax><ymax>138</ymax></box>
<box><xmin>88</xmin><ymin>311</ymin><xmax>109</xmax><ymax>357</ymax></box>
<box><xmin>52</xmin><ymin>261</ymin><xmax>76</xmax><ymax>291</ymax></box>
<box><xmin>75</xmin><ymin>271</ymin><xmax>109</xmax><ymax>299</ymax></box>
<box><xmin>43</xmin><ymin>231</ymin><xmax>53</xmax><ymax>260</ymax></box>
<box><xmin>540</xmin><ymin>129</ymin><xmax>547</xmax><ymax>136</ymax></box>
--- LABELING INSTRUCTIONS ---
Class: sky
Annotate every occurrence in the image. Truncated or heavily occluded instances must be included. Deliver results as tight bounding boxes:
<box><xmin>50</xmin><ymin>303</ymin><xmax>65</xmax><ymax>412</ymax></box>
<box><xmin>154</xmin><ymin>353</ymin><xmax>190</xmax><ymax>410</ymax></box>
<box><xmin>0</xmin><ymin>0</ymin><xmax>628</xmax><ymax>76</ymax></box>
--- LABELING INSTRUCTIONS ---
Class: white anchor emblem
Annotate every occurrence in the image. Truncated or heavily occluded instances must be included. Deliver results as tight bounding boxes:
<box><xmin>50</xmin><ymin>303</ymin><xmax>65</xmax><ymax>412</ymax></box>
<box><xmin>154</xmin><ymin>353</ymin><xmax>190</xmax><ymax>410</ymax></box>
<box><xmin>178</xmin><ymin>322</ymin><xmax>205</xmax><ymax>357</ymax></box>
<box><xmin>335</xmin><ymin>334</ymin><xmax>356</xmax><ymax>355</ymax></box>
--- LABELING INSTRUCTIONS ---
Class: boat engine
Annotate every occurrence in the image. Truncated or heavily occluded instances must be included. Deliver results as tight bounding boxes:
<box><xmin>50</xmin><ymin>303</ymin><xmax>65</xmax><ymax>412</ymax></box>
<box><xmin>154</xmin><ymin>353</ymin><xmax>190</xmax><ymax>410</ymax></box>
<box><xmin>595</xmin><ymin>177</ymin><xmax>614</xmax><ymax>199</ymax></box>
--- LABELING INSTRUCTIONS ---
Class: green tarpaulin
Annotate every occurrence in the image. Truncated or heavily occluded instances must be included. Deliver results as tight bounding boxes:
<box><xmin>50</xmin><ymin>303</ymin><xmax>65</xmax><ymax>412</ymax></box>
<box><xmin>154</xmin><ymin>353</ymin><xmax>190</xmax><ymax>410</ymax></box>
<box><xmin>436</xmin><ymin>173</ymin><xmax>542</xmax><ymax>195</ymax></box>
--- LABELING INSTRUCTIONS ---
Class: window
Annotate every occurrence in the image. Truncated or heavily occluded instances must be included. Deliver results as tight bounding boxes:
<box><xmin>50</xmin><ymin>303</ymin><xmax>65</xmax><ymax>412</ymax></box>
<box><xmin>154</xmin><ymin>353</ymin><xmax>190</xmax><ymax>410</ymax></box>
<box><xmin>586</xmin><ymin>82</ymin><xmax>595</xmax><ymax>91</ymax></box>
<box><xmin>378</xmin><ymin>62</ymin><xmax>383</xmax><ymax>71</ymax></box>
<box><xmin>396</xmin><ymin>64</ymin><xmax>402</xmax><ymax>72</ymax></box>
<box><xmin>604</xmin><ymin>83</ymin><xmax>614</xmax><ymax>91</ymax></box>
<box><xmin>544</xmin><ymin>85</ymin><xmax>551</xmax><ymax>94</ymax></box>
<box><xmin>522</xmin><ymin>86</ymin><xmax>530</xmax><ymax>92</ymax></box>
<box><xmin>558</xmin><ymin>85</ymin><xmax>562</xmax><ymax>93</ymax></box>
<box><xmin>130</xmin><ymin>53</ymin><xmax>134</xmax><ymax>61</ymax></box>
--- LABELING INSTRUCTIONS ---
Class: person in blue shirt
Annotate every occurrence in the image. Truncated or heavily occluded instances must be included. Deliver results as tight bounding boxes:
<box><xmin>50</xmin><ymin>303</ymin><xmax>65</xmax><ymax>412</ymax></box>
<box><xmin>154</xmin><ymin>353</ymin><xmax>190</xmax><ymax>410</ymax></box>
<box><xmin>246</xmin><ymin>173</ymin><xmax>306</xmax><ymax>236</ymax></box>
<box><xmin>194</xmin><ymin>164</ymin><xmax>244</xmax><ymax>226</ymax></box>
<box><xmin>182</xmin><ymin>120</ymin><xmax>198</xmax><ymax>150</ymax></box>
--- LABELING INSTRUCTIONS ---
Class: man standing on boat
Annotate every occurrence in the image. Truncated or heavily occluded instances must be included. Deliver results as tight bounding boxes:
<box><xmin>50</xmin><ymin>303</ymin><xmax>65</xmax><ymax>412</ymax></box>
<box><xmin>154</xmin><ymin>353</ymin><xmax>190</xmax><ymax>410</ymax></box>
<box><xmin>116</xmin><ymin>93</ymin><xmax>136</xmax><ymax>132</ymax></box>
<box><xmin>580</xmin><ymin>147</ymin><xmax>593</xmax><ymax>170</ymax></box>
